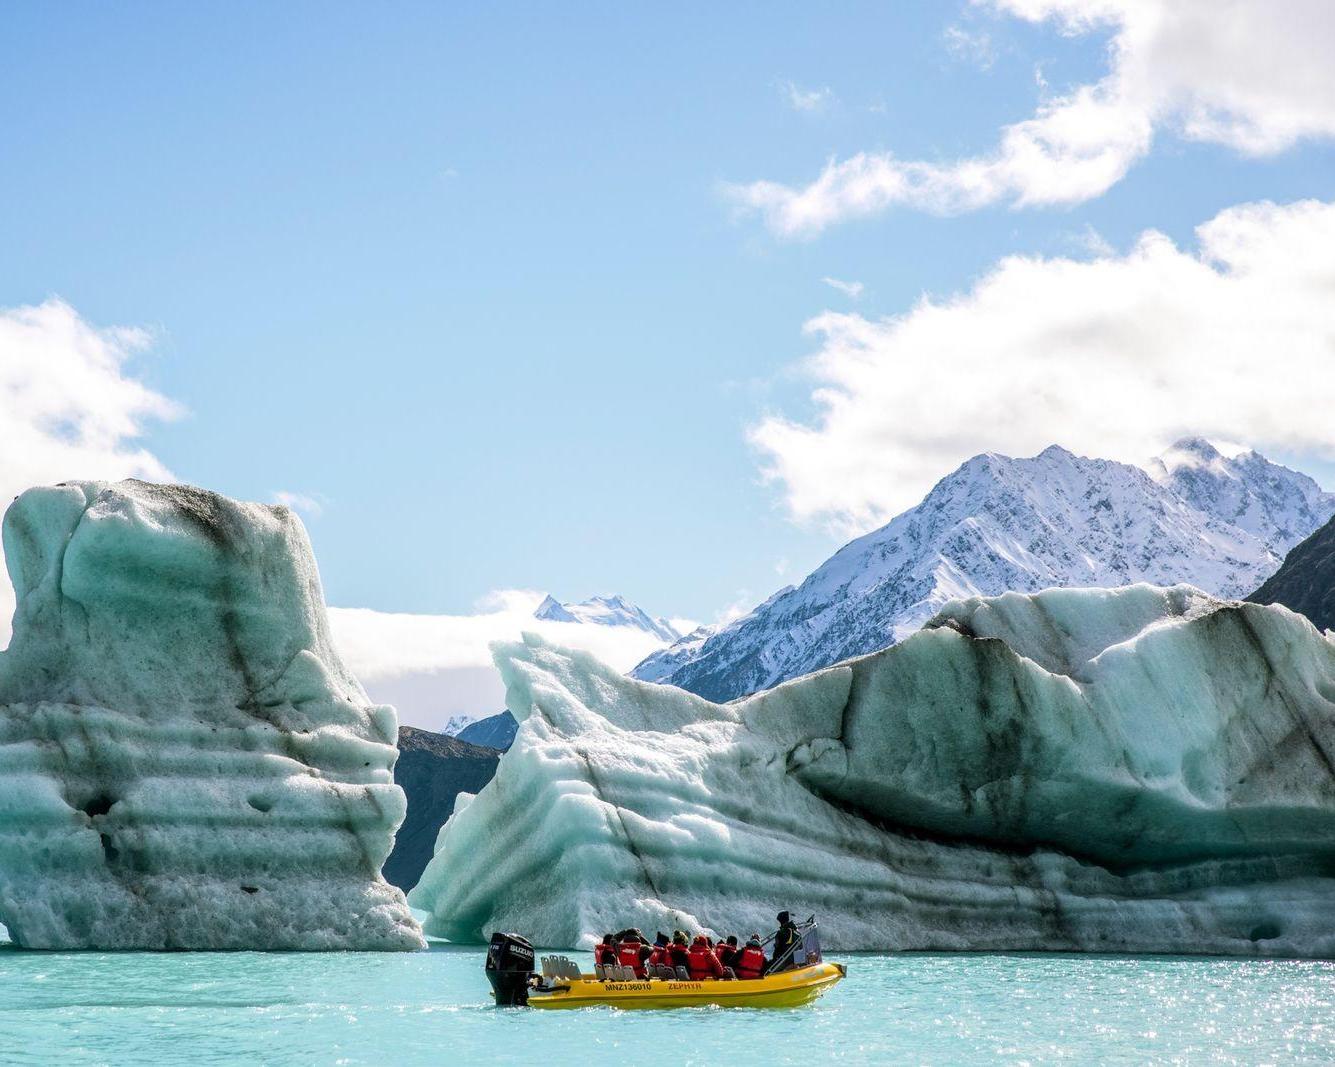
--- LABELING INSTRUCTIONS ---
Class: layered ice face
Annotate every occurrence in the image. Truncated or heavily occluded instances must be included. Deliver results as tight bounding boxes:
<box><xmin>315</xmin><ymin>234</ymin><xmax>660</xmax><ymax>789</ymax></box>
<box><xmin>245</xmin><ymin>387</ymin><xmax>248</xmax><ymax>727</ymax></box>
<box><xmin>411</xmin><ymin>585</ymin><xmax>1335</xmax><ymax>956</ymax></box>
<box><xmin>0</xmin><ymin>480</ymin><xmax>424</xmax><ymax>950</ymax></box>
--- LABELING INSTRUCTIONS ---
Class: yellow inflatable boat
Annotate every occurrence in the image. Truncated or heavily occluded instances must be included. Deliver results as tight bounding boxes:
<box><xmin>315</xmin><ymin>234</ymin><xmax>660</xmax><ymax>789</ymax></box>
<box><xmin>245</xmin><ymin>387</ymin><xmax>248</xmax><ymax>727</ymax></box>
<box><xmin>483</xmin><ymin>920</ymin><xmax>845</xmax><ymax>1010</ymax></box>
<box><xmin>525</xmin><ymin>960</ymin><xmax>846</xmax><ymax>1010</ymax></box>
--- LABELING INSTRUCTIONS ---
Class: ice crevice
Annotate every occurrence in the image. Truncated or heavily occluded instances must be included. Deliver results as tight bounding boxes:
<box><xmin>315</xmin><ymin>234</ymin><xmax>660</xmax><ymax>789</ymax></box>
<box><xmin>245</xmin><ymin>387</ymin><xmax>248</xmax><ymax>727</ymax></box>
<box><xmin>411</xmin><ymin>586</ymin><xmax>1335</xmax><ymax>955</ymax></box>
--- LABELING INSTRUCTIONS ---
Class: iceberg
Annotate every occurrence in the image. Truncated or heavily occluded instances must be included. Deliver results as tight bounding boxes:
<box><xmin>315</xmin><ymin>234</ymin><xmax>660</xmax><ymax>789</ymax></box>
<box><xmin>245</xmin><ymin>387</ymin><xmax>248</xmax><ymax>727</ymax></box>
<box><xmin>411</xmin><ymin>584</ymin><xmax>1335</xmax><ymax>956</ymax></box>
<box><xmin>0</xmin><ymin>480</ymin><xmax>424</xmax><ymax>950</ymax></box>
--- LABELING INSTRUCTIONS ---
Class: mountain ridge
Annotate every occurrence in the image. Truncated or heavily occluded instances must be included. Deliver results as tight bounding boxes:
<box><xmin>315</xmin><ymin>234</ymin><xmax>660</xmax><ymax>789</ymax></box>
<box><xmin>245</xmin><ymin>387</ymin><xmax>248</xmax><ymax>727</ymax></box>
<box><xmin>533</xmin><ymin>593</ymin><xmax>682</xmax><ymax>643</ymax></box>
<box><xmin>633</xmin><ymin>439</ymin><xmax>1334</xmax><ymax>702</ymax></box>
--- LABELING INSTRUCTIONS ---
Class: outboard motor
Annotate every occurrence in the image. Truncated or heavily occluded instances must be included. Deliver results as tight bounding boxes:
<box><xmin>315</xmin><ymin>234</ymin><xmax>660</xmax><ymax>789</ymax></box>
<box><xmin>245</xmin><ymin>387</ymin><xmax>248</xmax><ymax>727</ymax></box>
<box><xmin>485</xmin><ymin>931</ymin><xmax>535</xmax><ymax>1006</ymax></box>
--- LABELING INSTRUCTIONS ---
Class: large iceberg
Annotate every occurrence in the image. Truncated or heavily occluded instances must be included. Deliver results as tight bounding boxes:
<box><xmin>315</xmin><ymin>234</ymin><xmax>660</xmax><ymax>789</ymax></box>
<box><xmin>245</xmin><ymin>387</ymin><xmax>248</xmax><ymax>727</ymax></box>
<box><xmin>411</xmin><ymin>584</ymin><xmax>1335</xmax><ymax>956</ymax></box>
<box><xmin>0</xmin><ymin>480</ymin><xmax>424</xmax><ymax>950</ymax></box>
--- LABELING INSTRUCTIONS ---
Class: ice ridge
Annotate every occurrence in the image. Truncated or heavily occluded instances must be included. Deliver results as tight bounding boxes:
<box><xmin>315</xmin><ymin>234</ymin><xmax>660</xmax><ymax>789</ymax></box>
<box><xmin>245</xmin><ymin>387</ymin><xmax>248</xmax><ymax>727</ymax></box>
<box><xmin>412</xmin><ymin>585</ymin><xmax>1335</xmax><ymax>956</ymax></box>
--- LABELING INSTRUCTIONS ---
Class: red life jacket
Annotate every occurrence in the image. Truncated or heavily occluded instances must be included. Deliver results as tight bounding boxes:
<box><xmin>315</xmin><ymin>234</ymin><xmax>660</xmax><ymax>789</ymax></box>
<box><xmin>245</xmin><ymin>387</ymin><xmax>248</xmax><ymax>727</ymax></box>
<box><xmin>617</xmin><ymin>940</ymin><xmax>645</xmax><ymax>976</ymax></box>
<box><xmin>687</xmin><ymin>941</ymin><xmax>724</xmax><ymax>980</ymax></box>
<box><xmin>734</xmin><ymin>945</ymin><xmax>766</xmax><ymax>979</ymax></box>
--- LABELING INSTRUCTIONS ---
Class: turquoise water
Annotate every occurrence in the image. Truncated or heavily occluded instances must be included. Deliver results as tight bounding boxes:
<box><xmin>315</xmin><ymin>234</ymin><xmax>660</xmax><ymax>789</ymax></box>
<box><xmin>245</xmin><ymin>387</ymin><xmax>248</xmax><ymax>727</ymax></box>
<box><xmin>1</xmin><ymin>944</ymin><xmax>1333</xmax><ymax>1065</ymax></box>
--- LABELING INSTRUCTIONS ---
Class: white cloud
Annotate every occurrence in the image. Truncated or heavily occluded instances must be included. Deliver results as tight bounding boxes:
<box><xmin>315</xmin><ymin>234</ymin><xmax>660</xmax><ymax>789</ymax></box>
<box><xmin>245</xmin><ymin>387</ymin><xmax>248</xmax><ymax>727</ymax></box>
<box><xmin>271</xmin><ymin>490</ymin><xmax>325</xmax><ymax>517</ymax></box>
<box><xmin>732</xmin><ymin>0</ymin><xmax>1335</xmax><ymax>236</ymax></box>
<box><xmin>750</xmin><ymin>197</ymin><xmax>1335</xmax><ymax>530</ymax></box>
<box><xmin>328</xmin><ymin>590</ymin><xmax>676</xmax><ymax>731</ymax></box>
<box><xmin>0</xmin><ymin>299</ymin><xmax>179</xmax><ymax>641</ymax></box>
<box><xmin>780</xmin><ymin>81</ymin><xmax>835</xmax><ymax>114</ymax></box>
<box><xmin>822</xmin><ymin>277</ymin><xmax>865</xmax><ymax>299</ymax></box>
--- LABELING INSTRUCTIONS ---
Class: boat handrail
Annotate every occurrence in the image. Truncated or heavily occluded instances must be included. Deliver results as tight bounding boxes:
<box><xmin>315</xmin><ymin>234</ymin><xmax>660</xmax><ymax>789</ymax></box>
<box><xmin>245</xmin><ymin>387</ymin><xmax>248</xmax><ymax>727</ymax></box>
<box><xmin>767</xmin><ymin>915</ymin><xmax>818</xmax><ymax>973</ymax></box>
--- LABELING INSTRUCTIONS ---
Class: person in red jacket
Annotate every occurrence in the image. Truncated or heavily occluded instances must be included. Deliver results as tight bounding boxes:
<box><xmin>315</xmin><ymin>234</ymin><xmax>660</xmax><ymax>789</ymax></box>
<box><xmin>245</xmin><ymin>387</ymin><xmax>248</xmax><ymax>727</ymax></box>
<box><xmin>617</xmin><ymin>931</ymin><xmax>649</xmax><ymax>977</ymax></box>
<box><xmin>687</xmin><ymin>935</ymin><xmax>725</xmax><ymax>980</ymax></box>
<box><xmin>666</xmin><ymin>930</ymin><xmax>690</xmax><ymax>972</ymax></box>
<box><xmin>733</xmin><ymin>935</ymin><xmax>767</xmax><ymax>980</ymax></box>
<box><xmin>594</xmin><ymin>933</ymin><xmax>617</xmax><ymax>967</ymax></box>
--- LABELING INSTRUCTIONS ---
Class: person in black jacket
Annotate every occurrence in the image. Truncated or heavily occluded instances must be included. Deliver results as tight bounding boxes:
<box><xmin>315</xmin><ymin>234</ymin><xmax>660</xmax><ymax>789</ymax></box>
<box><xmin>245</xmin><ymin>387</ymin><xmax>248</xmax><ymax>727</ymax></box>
<box><xmin>715</xmin><ymin>934</ymin><xmax>739</xmax><ymax>970</ymax></box>
<box><xmin>768</xmin><ymin>911</ymin><xmax>800</xmax><ymax>973</ymax></box>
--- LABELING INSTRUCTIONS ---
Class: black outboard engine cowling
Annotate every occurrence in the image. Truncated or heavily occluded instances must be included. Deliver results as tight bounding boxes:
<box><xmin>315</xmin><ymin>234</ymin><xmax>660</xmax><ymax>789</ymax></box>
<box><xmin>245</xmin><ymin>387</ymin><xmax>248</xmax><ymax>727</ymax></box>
<box><xmin>485</xmin><ymin>931</ymin><xmax>535</xmax><ymax>1006</ymax></box>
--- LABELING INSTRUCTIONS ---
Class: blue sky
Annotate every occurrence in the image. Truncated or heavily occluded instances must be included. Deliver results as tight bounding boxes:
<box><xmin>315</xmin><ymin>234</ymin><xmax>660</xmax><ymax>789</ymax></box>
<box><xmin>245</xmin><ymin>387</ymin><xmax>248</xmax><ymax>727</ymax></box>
<box><xmin>4</xmin><ymin>0</ymin><xmax>1335</xmax><ymax>638</ymax></box>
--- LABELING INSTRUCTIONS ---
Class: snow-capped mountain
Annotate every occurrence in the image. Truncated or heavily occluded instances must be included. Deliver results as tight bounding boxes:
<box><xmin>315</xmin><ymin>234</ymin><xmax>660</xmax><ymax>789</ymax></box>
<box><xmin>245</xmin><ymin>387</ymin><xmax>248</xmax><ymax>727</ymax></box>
<box><xmin>440</xmin><ymin>714</ymin><xmax>479</xmax><ymax>737</ymax></box>
<box><xmin>533</xmin><ymin>593</ymin><xmax>682</xmax><ymax>643</ymax></box>
<box><xmin>1148</xmin><ymin>438</ymin><xmax>1334</xmax><ymax>554</ymax></box>
<box><xmin>633</xmin><ymin>439</ymin><xmax>1335</xmax><ymax>703</ymax></box>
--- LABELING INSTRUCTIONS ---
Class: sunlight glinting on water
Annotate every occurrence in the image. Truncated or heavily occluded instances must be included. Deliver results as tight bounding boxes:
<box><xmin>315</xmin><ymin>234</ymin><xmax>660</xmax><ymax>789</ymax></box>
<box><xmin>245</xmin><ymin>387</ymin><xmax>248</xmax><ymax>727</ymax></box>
<box><xmin>1</xmin><ymin>946</ymin><xmax>1332</xmax><ymax>1065</ymax></box>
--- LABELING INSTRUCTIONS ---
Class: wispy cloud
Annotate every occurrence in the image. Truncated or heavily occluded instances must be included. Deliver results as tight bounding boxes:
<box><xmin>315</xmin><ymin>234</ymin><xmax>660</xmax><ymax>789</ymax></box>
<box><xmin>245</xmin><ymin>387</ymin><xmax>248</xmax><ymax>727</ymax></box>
<box><xmin>732</xmin><ymin>0</ymin><xmax>1335</xmax><ymax>237</ymax></box>
<box><xmin>751</xmin><ymin>196</ymin><xmax>1335</xmax><ymax>529</ymax></box>
<box><xmin>943</xmin><ymin>23</ymin><xmax>996</xmax><ymax>70</ymax></box>
<box><xmin>822</xmin><ymin>277</ymin><xmax>865</xmax><ymax>299</ymax></box>
<box><xmin>711</xmin><ymin>596</ymin><xmax>757</xmax><ymax>628</ymax></box>
<box><xmin>271</xmin><ymin>490</ymin><xmax>326</xmax><ymax>517</ymax></box>
<box><xmin>779</xmin><ymin>80</ymin><xmax>834</xmax><ymax>114</ymax></box>
<box><xmin>1070</xmin><ymin>223</ymin><xmax>1115</xmax><ymax>258</ymax></box>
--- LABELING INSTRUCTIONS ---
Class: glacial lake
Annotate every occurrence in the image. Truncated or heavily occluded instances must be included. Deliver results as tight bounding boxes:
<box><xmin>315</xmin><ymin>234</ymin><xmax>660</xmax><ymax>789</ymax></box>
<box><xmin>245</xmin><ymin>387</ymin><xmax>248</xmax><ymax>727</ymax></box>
<box><xmin>1</xmin><ymin>942</ymin><xmax>1332</xmax><ymax>1064</ymax></box>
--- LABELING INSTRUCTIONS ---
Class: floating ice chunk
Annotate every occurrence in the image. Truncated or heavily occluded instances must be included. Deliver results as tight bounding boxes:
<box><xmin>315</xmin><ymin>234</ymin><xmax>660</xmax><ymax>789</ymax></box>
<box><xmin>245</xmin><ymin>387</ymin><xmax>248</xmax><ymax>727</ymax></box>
<box><xmin>0</xmin><ymin>480</ymin><xmax>424</xmax><ymax>950</ymax></box>
<box><xmin>411</xmin><ymin>587</ymin><xmax>1335</xmax><ymax>955</ymax></box>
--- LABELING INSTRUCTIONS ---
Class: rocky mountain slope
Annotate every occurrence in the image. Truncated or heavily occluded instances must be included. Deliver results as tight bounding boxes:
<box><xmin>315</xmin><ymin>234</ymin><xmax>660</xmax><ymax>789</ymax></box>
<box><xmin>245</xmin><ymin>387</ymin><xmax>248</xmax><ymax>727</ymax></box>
<box><xmin>384</xmin><ymin>726</ymin><xmax>501</xmax><ymax>892</ymax></box>
<box><xmin>455</xmin><ymin>711</ymin><xmax>519</xmax><ymax>751</ymax></box>
<box><xmin>1248</xmin><ymin>515</ymin><xmax>1335</xmax><ymax>635</ymax></box>
<box><xmin>634</xmin><ymin>439</ymin><xmax>1334</xmax><ymax>702</ymax></box>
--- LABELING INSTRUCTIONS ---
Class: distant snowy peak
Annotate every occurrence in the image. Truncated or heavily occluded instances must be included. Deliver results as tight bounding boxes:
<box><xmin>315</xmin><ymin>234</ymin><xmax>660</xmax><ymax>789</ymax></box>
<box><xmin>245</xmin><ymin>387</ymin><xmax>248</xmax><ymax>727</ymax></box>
<box><xmin>533</xmin><ymin>593</ymin><xmax>682</xmax><ymax>642</ymax></box>
<box><xmin>634</xmin><ymin>440</ymin><xmax>1335</xmax><ymax>703</ymax></box>
<box><xmin>440</xmin><ymin>714</ymin><xmax>480</xmax><ymax>737</ymax></box>
<box><xmin>441</xmin><ymin>594</ymin><xmax>681</xmax><ymax>744</ymax></box>
<box><xmin>1146</xmin><ymin>437</ymin><xmax>1335</xmax><ymax>556</ymax></box>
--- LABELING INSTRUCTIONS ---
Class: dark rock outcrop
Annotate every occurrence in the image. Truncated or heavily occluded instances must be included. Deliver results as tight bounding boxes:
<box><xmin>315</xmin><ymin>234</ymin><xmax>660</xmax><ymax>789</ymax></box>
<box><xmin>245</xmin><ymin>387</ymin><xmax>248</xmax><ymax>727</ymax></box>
<box><xmin>385</xmin><ymin>726</ymin><xmax>501</xmax><ymax>891</ymax></box>
<box><xmin>456</xmin><ymin>710</ymin><xmax>517</xmax><ymax>750</ymax></box>
<box><xmin>1249</xmin><ymin>515</ymin><xmax>1335</xmax><ymax>634</ymax></box>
